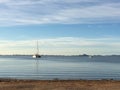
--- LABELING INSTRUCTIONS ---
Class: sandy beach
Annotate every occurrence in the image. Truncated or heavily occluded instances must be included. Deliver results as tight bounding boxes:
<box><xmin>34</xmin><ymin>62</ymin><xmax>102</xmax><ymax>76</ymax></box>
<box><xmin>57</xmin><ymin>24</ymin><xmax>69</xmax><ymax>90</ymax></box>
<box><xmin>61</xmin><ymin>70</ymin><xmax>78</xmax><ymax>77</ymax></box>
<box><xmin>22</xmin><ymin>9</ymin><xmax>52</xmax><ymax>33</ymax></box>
<box><xmin>0</xmin><ymin>79</ymin><xmax>120</xmax><ymax>90</ymax></box>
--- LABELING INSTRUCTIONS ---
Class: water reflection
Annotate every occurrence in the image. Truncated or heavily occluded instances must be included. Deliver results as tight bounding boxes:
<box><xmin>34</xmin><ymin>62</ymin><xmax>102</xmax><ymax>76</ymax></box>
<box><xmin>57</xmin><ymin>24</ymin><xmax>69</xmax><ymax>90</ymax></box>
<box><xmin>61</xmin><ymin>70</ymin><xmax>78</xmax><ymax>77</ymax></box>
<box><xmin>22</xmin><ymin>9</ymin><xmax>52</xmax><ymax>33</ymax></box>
<box><xmin>35</xmin><ymin>58</ymin><xmax>39</xmax><ymax>79</ymax></box>
<box><xmin>0</xmin><ymin>56</ymin><xmax>120</xmax><ymax>80</ymax></box>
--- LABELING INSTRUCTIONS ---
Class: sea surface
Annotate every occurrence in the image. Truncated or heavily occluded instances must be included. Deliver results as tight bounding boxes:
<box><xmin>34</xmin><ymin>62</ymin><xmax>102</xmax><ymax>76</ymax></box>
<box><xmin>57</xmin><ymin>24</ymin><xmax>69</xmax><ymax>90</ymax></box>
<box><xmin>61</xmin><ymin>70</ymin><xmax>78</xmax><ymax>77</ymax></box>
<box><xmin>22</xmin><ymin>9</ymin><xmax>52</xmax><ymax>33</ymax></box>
<box><xmin>0</xmin><ymin>55</ymin><xmax>120</xmax><ymax>80</ymax></box>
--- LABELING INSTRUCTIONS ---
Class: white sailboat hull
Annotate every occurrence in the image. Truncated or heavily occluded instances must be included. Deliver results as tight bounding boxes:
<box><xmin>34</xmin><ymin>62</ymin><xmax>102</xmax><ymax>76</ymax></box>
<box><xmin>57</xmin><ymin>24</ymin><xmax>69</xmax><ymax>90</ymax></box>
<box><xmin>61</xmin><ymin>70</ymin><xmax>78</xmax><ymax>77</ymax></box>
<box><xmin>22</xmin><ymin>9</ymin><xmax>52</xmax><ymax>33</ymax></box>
<box><xmin>33</xmin><ymin>55</ymin><xmax>41</xmax><ymax>58</ymax></box>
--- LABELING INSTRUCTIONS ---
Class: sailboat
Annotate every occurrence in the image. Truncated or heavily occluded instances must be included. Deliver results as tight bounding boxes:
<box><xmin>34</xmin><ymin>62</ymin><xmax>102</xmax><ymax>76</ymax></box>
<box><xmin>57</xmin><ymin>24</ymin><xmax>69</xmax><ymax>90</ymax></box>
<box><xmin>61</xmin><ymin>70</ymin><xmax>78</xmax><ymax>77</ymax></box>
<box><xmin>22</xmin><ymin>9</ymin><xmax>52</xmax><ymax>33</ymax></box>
<box><xmin>32</xmin><ymin>41</ymin><xmax>41</xmax><ymax>58</ymax></box>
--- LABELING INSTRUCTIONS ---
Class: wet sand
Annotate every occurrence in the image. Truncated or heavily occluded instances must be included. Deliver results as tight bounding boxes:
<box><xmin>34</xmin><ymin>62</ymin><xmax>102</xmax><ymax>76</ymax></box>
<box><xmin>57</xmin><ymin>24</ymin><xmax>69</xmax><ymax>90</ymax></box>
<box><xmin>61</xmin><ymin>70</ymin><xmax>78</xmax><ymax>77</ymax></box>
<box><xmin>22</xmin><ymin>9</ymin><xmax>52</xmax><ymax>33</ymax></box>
<box><xmin>0</xmin><ymin>79</ymin><xmax>120</xmax><ymax>90</ymax></box>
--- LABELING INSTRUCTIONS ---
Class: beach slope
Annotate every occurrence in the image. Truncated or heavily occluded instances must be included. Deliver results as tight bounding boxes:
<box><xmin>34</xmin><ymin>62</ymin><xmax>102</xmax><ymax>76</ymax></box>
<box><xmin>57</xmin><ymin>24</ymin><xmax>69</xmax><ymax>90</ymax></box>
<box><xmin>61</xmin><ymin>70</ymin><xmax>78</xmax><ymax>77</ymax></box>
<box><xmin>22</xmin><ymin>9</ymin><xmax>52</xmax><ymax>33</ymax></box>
<box><xmin>0</xmin><ymin>80</ymin><xmax>120</xmax><ymax>90</ymax></box>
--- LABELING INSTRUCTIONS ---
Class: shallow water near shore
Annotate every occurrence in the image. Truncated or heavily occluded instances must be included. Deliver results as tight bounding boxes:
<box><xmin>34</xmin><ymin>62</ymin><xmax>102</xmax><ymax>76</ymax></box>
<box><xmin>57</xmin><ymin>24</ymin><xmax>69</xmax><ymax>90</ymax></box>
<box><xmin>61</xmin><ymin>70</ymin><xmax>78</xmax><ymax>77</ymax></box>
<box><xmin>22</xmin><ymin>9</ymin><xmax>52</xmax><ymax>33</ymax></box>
<box><xmin>0</xmin><ymin>55</ymin><xmax>120</xmax><ymax>80</ymax></box>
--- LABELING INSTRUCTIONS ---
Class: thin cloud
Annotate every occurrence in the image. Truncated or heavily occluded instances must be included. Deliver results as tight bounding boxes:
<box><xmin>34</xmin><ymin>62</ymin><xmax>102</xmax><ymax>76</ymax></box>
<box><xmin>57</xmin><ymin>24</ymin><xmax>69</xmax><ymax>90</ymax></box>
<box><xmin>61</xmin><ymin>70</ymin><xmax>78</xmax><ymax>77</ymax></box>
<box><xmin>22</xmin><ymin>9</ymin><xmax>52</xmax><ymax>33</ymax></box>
<box><xmin>0</xmin><ymin>37</ymin><xmax>120</xmax><ymax>55</ymax></box>
<box><xmin>0</xmin><ymin>0</ymin><xmax>120</xmax><ymax>26</ymax></box>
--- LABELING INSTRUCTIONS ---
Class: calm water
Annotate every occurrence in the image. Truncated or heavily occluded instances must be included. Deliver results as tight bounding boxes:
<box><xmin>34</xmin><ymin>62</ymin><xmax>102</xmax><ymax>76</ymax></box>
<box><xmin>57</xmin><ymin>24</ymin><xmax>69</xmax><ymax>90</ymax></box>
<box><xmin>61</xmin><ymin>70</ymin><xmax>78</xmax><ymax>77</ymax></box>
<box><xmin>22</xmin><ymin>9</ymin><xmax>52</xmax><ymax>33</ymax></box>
<box><xmin>0</xmin><ymin>55</ymin><xmax>120</xmax><ymax>80</ymax></box>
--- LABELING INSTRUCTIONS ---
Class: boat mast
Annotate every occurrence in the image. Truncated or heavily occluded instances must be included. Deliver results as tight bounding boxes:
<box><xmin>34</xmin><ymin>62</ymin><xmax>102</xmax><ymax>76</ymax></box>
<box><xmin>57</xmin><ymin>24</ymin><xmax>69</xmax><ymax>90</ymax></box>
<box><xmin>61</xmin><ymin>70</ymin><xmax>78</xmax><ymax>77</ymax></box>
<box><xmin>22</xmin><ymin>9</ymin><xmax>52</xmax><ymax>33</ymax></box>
<box><xmin>37</xmin><ymin>41</ymin><xmax>39</xmax><ymax>55</ymax></box>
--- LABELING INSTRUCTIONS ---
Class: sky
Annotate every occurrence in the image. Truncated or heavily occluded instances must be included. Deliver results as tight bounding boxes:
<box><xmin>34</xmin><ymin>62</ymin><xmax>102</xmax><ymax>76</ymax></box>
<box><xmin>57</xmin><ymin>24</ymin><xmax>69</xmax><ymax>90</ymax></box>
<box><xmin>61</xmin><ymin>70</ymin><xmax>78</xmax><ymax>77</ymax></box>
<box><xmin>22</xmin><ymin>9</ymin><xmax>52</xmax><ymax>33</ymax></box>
<box><xmin>0</xmin><ymin>0</ymin><xmax>120</xmax><ymax>55</ymax></box>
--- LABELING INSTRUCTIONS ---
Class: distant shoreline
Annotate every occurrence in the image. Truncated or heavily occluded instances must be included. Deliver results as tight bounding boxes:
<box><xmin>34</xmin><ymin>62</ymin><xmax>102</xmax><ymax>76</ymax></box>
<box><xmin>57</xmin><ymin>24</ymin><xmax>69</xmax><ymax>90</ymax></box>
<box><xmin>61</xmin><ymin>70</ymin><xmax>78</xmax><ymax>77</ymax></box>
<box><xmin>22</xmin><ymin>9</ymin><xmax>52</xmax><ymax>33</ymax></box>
<box><xmin>0</xmin><ymin>54</ymin><xmax>120</xmax><ymax>56</ymax></box>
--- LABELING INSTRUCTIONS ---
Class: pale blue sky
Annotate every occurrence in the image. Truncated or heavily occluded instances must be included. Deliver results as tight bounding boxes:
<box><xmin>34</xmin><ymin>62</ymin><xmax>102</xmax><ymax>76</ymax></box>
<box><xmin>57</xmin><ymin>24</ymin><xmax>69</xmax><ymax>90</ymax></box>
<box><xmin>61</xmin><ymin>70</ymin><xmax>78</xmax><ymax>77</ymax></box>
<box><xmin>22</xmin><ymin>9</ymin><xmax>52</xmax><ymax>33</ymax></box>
<box><xmin>0</xmin><ymin>0</ymin><xmax>120</xmax><ymax>55</ymax></box>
